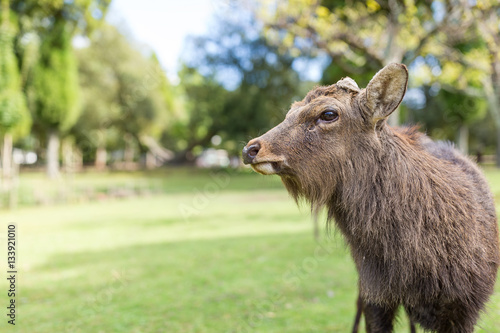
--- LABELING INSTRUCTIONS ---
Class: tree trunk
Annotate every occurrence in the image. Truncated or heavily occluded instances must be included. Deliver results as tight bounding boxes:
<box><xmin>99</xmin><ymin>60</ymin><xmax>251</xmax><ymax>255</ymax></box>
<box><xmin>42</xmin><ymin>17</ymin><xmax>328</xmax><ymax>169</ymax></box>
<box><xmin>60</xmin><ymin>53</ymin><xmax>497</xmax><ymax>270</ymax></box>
<box><xmin>2</xmin><ymin>132</ymin><xmax>12</xmax><ymax>183</ymax></box>
<box><xmin>496</xmin><ymin>129</ymin><xmax>500</xmax><ymax>168</ymax></box>
<box><xmin>145</xmin><ymin>151</ymin><xmax>156</xmax><ymax>169</ymax></box>
<box><xmin>2</xmin><ymin>133</ymin><xmax>17</xmax><ymax>209</ymax></box>
<box><xmin>387</xmin><ymin>105</ymin><xmax>400</xmax><ymax>127</ymax></box>
<box><xmin>8</xmin><ymin>159</ymin><xmax>18</xmax><ymax>209</ymax></box>
<box><xmin>74</xmin><ymin>148</ymin><xmax>83</xmax><ymax>171</ymax></box>
<box><xmin>47</xmin><ymin>130</ymin><xmax>60</xmax><ymax>179</ymax></box>
<box><xmin>62</xmin><ymin>139</ymin><xmax>75</xmax><ymax>174</ymax></box>
<box><xmin>2</xmin><ymin>133</ymin><xmax>13</xmax><ymax>207</ymax></box>
<box><xmin>456</xmin><ymin>123</ymin><xmax>469</xmax><ymax>156</ymax></box>
<box><xmin>483</xmin><ymin>77</ymin><xmax>500</xmax><ymax>167</ymax></box>
<box><xmin>171</xmin><ymin>149</ymin><xmax>196</xmax><ymax>165</ymax></box>
<box><xmin>124</xmin><ymin>135</ymin><xmax>135</xmax><ymax>170</ymax></box>
<box><xmin>95</xmin><ymin>146</ymin><xmax>107</xmax><ymax>170</ymax></box>
<box><xmin>124</xmin><ymin>147</ymin><xmax>134</xmax><ymax>170</ymax></box>
<box><xmin>171</xmin><ymin>130</ymin><xmax>218</xmax><ymax>165</ymax></box>
<box><xmin>384</xmin><ymin>6</ymin><xmax>404</xmax><ymax>128</ymax></box>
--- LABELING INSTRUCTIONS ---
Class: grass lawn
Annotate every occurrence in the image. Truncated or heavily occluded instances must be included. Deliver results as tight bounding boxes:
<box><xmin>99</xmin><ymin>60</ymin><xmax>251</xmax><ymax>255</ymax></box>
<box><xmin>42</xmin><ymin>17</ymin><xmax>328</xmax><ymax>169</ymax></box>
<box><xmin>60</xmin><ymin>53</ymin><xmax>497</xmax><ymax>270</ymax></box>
<box><xmin>0</xmin><ymin>167</ymin><xmax>499</xmax><ymax>332</ymax></box>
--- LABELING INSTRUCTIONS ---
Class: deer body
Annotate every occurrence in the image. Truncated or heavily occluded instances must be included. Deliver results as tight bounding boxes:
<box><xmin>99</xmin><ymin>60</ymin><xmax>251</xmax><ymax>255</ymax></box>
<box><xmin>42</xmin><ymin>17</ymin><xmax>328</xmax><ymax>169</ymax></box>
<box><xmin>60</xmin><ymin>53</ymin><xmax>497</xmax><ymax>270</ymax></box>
<box><xmin>243</xmin><ymin>64</ymin><xmax>499</xmax><ymax>332</ymax></box>
<box><xmin>333</xmin><ymin>126</ymin><xmax>497</xmax><ymax>332</ymax></box>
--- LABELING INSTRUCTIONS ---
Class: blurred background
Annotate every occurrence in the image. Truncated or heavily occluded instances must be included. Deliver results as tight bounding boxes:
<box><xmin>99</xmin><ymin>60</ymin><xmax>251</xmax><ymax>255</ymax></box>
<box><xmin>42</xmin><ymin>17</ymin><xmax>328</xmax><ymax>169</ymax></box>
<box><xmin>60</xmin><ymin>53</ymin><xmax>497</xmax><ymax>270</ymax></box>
<box><xmin>0</xmin><ymin>0</ymin><xmax>499</xmax><ymax>332</ymax></box>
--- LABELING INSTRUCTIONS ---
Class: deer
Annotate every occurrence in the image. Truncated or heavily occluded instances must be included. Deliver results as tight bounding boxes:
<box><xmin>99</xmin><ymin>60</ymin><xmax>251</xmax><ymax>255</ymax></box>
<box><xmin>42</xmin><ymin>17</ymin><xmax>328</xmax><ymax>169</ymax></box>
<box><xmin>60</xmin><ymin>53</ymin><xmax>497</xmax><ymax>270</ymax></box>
<box><xmin>242</xmin><ymin>63</ymin><xmax>499</xmax><ymax>332</ymax></box>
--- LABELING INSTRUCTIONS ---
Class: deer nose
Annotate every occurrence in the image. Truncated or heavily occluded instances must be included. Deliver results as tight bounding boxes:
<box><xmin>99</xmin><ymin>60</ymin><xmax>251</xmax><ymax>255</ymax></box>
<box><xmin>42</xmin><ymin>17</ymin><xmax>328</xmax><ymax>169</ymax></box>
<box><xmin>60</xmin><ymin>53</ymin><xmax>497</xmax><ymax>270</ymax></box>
<box><xmin>242</xmin><ymin>142</ymin><xmax>260</xmax><ymax>164</ymax></box>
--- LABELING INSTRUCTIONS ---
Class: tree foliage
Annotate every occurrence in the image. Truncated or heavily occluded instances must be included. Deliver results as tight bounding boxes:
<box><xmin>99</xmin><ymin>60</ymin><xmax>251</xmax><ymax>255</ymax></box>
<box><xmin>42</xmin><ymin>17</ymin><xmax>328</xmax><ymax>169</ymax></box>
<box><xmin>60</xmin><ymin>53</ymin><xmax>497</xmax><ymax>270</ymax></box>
<box><xmin>32</xmin><ymin>19</ymin><xmax>80</xmax><ymax>132</ymax></box>
<box><xmin>7</xmin><ymin>0</ymin><xmax>112</xmax><ymax>176</ymax></box>
<box><xmin>173</xmin><ymin>11</ymin><xmax>304</xmax><ymax>161</ymax></box>
<box><xmin>0</xmin><ymin>0</ymin><xmax>29</xmax><ymax>136</ymax></box>
<box><xmin>74</xmin><ymin>24</ymin><xmax>173</xmax><ymax>164</ymax></box>
<box><xmin>1</xmin><ymin>0</ymin><xmax>499</xmax><ymax>173</ymax></box>
<box><xmin>471</xmin><ymin>2</ymin><xmax>500</xmax><ymax>164</ymax></box>
<box><xmin>258</xmin><ymin>0</ymin><xmax>477</xmax><ymax>126</ymax></box>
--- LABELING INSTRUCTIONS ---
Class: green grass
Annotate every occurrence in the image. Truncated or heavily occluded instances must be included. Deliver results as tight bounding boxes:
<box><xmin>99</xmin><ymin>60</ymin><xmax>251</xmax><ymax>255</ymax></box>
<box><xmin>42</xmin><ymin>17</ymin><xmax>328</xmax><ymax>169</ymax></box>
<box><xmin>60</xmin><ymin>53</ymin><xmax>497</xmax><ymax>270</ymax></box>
<box><xmin>0</xmin><ymin>168</ymin><xmax>499</xmax><ymax>332</ymax></box>
<box><xmin>13</xmin><ymin>168</ymin><xmax>284</xmax><ymax>207</ymax></box>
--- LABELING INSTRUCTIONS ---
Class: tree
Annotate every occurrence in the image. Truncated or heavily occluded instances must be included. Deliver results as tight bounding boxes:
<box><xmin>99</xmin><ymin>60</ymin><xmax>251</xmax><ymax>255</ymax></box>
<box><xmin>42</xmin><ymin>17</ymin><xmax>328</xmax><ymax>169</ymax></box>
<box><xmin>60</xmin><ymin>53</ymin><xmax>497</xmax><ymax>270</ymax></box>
<box><xmin>0</xmin><ymin>0</ymin><xmax>28</xmax><ymax>134</ymax></box>
<box><xmin>406</xmin><ymin>2</ymin><xmax>500</xmax><ymax>163</ymax></box>
<box><xmin>175</xmin><ymin>10</ymin><xmax>303</xmax><ymax>162</ymax></box>
<box><xmin>32</xmin><ymin>18</ymin><xmax>80</xmax><ymax>178</ymax></box>
<box><xmin>74</xmin><ymin>24</ymin><xmax>173</xmax><ymax>169</ymax></box>
<box><xmin>12</xmin><ymin>0</ymin><xmax>111</xmax><ymax>177</ymax></box>
<box><xmin>74</xmin><ymin>24</ymin><xmax>126</xmax><ymax>168</ymax></box>
<box><xmin>258</xmin><ymin>0</ymin><xmax>471</xmax><ymax>126</ymax></box>
<box><xmin>409</xmin><ymin>84</ymin><xmax>486</xmax><ymax>154</ymax></box>
<box><xmin>471</xmin><ymin>3</ymin><xmax>500</xmax><ymax>165</ymax></box>
<box><xmin>0</xmin><ymin>0</ymin><xmax>30</xmax><ymax>204</ymax></box>
<box><xmin>113</xmin><ymin>47</ymin><xmax>172</xmax><ymax>167</ymax></box>
<box><xmin>172</xmin><ymin>65</ymin><xmax>229</xmax><ymax>163</ymax></box>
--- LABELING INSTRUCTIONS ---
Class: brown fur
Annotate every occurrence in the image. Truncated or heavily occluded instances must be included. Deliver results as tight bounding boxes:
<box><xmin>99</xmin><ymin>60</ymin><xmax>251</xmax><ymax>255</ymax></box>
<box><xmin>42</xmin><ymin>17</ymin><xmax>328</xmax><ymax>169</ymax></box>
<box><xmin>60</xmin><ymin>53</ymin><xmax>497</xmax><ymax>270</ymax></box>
<box><xmin>242</xmin><ymin>64</ymin><xmax>500</xmax><ymax>332</ymax></box>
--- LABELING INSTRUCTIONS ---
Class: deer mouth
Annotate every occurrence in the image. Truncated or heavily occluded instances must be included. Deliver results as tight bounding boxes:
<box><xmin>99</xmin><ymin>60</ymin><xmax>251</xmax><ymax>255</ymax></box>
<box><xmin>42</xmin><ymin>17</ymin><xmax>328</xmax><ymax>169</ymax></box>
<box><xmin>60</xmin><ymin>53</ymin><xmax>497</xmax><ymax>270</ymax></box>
<box><xmin>251</xmin><ymin>161</ymin><xmax>284</xmax><ymax>175</ymax></box>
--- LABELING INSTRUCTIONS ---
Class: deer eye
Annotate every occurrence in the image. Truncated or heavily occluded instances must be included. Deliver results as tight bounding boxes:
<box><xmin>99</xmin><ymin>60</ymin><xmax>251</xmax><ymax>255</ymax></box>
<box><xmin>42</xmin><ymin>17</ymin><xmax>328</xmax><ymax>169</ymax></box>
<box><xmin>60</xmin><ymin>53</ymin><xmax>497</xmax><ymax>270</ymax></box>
<box><xmin>319</xmin><ymin>110</ymin><xmax>339</xmax><ymax>122</ymax></box>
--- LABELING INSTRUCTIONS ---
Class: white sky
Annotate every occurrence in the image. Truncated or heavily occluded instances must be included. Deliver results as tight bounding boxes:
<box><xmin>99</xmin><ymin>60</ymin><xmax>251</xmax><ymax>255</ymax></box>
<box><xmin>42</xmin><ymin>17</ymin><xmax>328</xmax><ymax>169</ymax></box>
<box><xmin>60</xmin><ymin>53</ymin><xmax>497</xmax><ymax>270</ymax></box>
<box><xmin>106</xmin><ymin>0</ymin><xmax>324</xmax><ymax>83</ymax></box>
<box><xmin>107</xmin><ymin>0</ymin><xmax>221</xmax><ymax>80</ymax></box>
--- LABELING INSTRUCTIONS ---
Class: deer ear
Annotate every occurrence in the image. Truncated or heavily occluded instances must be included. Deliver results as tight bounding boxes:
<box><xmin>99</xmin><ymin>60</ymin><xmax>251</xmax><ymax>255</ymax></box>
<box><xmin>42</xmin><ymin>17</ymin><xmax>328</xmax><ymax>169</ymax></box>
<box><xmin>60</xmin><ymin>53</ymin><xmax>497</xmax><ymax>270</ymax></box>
<box><xmin>365</xmin><ymin>63</ymin><xmax>408</xmax><ymax>121</ymax></box>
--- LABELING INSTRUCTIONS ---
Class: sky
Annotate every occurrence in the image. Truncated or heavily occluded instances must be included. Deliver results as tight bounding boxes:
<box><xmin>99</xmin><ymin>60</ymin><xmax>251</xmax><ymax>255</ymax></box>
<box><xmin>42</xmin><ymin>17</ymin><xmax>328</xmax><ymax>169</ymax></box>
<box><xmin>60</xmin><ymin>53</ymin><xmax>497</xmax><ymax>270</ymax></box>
<box><xmin>107</xmin><ymin>0</ymin><xmax>221</xmax><ymax>80</ymax></box>
<box><xmin>107</xmin><ymin>0</ymin><xmax>324</xmax><ymax>83</ymax></box>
